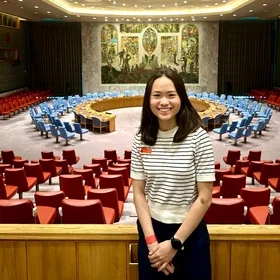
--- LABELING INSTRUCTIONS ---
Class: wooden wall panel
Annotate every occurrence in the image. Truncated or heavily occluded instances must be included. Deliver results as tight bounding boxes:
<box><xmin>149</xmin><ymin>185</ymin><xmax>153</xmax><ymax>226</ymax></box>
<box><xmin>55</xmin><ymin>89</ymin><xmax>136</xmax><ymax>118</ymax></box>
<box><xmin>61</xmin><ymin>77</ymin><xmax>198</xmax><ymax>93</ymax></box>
<box><xmin>77</xmin><ymin>241</ymin><xmax>127</xmax><ymax>280</ymax></box>
<box><xmin>231</xmin><ymin>242</ymin><xmax>280</xmax><ymax>280</ymax></box>
<box><xmin>210</xmin><ymin>241</ymin><xmax>231</xmax><ymax>280</ymax></box>
<box><xmin>26</xmin><ymin>241</ymin><xmax>76</xmax><ymax>280</ymax></box>
<box><xmin>0</xmin><ymin>241</ymin><xmax>27</xmax><ymax>280</ymax></box>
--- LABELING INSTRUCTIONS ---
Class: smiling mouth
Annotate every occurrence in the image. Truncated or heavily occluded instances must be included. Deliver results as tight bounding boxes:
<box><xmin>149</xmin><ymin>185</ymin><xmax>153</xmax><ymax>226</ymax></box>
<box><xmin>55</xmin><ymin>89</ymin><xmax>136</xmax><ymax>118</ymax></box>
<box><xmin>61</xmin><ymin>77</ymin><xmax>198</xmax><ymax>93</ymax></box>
<box><xmin>158</xmin><ymin>108</ymin><xmax>172</xmax><ymax>112</ymax></box>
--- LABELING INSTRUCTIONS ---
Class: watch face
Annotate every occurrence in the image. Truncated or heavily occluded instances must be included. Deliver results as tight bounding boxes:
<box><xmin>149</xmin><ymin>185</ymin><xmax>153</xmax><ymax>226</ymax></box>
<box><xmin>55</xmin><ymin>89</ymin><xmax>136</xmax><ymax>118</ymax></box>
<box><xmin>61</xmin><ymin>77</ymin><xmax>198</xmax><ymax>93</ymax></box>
<box><xmin>171</xmin><ymin>237</ymin><xmax>182</xmax><ymax>250</ymax></box>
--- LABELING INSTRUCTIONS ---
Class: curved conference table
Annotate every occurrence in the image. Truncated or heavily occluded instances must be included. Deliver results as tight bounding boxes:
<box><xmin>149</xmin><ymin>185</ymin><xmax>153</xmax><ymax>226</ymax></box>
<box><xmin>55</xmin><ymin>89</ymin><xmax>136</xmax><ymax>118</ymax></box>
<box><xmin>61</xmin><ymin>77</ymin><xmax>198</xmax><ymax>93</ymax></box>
<box><xmin>74</xmin><ymin>95</ymin><xmax>227</xmax><ymax>132</ymax></box>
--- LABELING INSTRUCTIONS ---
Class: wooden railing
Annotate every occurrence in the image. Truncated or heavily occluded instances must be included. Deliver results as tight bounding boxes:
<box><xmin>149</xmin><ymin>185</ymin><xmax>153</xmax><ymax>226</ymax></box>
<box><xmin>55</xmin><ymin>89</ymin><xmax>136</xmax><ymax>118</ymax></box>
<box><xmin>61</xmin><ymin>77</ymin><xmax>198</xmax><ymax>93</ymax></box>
<box><xmin>0</xmin><ymin>225</ymin><xmax>279</xmax><ymax>280</ymax></box>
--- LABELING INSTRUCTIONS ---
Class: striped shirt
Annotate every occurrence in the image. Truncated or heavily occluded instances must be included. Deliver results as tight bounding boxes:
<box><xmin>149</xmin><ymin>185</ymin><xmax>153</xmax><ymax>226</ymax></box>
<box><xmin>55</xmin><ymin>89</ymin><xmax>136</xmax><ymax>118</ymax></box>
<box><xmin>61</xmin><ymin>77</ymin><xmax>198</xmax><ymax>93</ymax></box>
<box><xmin>131</xmin><ymin>126</ymin><xmax>215</xmax><ymax>224</ymax></box>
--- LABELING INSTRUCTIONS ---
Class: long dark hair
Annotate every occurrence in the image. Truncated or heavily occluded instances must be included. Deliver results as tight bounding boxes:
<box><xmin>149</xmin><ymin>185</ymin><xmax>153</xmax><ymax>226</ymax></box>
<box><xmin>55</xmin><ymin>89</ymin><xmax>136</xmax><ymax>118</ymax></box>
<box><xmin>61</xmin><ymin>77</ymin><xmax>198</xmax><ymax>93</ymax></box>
<box><xmin>139</xmin><ymin>68</ymin><xmax>201</xmax><ymax>145</ymax></box>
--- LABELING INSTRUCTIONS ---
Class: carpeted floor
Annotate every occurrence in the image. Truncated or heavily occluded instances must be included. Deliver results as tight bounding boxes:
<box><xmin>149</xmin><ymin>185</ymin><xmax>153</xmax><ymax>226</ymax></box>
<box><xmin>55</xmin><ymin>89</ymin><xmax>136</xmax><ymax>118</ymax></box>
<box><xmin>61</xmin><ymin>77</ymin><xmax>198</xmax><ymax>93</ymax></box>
<box><xmin>1</xmin><ymin>101</ymin><xmax>280</xmax><ymax>224</ymax></box>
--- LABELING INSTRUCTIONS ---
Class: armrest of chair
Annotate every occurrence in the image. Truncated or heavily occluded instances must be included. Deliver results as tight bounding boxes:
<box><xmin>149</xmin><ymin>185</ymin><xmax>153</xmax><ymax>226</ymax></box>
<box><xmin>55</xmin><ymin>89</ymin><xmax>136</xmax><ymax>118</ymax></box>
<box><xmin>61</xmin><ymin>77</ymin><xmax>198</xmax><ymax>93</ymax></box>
<box><xmin>219</xmin><ymin>196</ymin><xmax>223</xmax><ymax>199</ymax></box>
<box><xmin>268</xmin><ymin>204</ymin><xmax>273</xmax><ymax>215</ymax></box>
<box><xmin>33</xmin><ymin>207</ymin><xmax>38</xmax><ymax>217</ymax></box>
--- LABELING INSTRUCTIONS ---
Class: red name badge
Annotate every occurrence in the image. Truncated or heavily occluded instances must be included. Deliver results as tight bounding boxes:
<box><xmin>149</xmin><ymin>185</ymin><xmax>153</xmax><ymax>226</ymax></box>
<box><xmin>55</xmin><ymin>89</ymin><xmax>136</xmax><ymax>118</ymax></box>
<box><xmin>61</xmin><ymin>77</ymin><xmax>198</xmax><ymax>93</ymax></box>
<box><xmin>141</xmin><ymin>147</ymin><xmax>152</xmax><ymax>154</ymax></box>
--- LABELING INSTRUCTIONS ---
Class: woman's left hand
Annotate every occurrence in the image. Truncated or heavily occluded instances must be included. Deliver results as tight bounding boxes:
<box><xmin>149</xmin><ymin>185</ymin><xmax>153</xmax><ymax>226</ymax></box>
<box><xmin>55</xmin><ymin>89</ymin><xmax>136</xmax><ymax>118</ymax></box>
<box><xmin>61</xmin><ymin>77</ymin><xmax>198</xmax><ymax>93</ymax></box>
<box><xmin>148</xmin><ymin>240</ymin><xmax>177</xmax><ymax>272</ymax></box>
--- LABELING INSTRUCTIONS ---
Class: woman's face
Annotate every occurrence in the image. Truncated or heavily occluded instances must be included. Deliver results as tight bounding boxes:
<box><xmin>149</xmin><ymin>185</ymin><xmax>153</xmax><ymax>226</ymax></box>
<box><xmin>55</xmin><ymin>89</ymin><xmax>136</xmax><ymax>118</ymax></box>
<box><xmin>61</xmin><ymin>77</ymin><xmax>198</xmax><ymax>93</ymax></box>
<box><xmin>150</xmin><ymin>76</ymin><xmax>181</xmax><ymax>131</ymax></box>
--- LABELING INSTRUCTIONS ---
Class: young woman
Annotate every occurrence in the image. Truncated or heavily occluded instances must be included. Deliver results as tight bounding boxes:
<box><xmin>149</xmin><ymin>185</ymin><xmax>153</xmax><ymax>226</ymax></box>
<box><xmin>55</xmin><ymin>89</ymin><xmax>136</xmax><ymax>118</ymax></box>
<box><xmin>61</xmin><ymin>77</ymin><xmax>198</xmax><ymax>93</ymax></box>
<box><xmin>131</xmin><ymin>68</ymin><xmax>215</xmax><ymax>279</ymax></box>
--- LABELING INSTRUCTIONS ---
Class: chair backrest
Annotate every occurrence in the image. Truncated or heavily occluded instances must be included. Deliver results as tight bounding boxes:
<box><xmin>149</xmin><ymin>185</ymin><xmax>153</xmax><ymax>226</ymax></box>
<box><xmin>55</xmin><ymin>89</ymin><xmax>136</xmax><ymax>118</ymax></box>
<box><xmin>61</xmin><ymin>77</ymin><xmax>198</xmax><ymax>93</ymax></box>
<box><xmin>0</xmin><ymin>175</ymin><xmax>8</xmax><ymax>199</ymax></box>
<box><xmin>64</xmin><ymin>122</ymin><xmax>74</xmax><ymax>132</ymax></box>
<box><xmin>235</xmin><ymin>127</ymin><xmax>245</xmax><ymax>138</ymax></box>
<box><xmin>232</xmin><ymin>160</ymin><xmax>249</xmax><ymax>174</ymax></box>
<box><xmin>39</xmin><ymin>159</ymin><xmax>57</xmax><ymax>177</ymax></box>
<box><xmin>4</xmin><ymin>168</ymin><xmax>29</xmax><ymax>192</ymax></box>
<box><xmin>245</xmin><ymin>161</ymin><xmax>264</xmax><ymax>177</ymax></box>
<box><xmin>204</xmin><ymin>198</ymin><xmax>245</xmax><ymax>224</ymax></box>
<box><xmin>247</xmin><ymin>150</ymin><xmax>262</xmax><ymax>162</ymax></box>
<box><xmin>59</xmin><ymin>174</ymin><xmax>85</xmax><ymax>199</ymax></box>
<box><xmin>243</xmin><ymin>125</ymin><xmax>254</xmax><ymax>137</ymax></box>
<box><xmin>58</xmin><ymin>127</ymin><xmax>68</xmax><ymax>138</ymax></box>
<box><xmin>0</xmin><ymin>199</ymin><xmax>35</xmax><ymax>224</ymax></box>
<box><xmin>220</xmin><ymin>175</ymin><xmax>246</xmax><ymax>198</ymax></box>
<box><xmin>1</xmin><ymin>150</ymin><xmax>16</xmax><ymax>165</ymax></box>
<box><xmin>104</xmin><ymin>150</ymin><xmax>118</xmax><ymax>163</ymax></box>
<box><xmin>240</xmin><ymin>187</ymin><xmax>270</xmax><ymax>208</ymax></box>
<box><xmin>124</xmin><ymin>150</ymin><xmax>132</xmax><ymax>159</ymax></box>
<box><xmin>24</xmin><ymin>163</ymin><xmax>44</xmax><ymax>183</ymax></box>
<box><xmin>258</xmin><ymin>163</ymin><xmax>280</xmax><ymax>185</ymax></box>
<box><xmin>99</xmin><ymin>174</ymin><xmax>125</xmax><ymax>202</ymax></box>
<box><xmin>201</xmin><ymin>116</ymin><xmax>210</xmax><ymax>131</ymax></box>
<box><xmin>55</xmin><ymin>159</ymin><xmax>73</xmax><ymax>174</ymax></box>
<box><xmin>73</xmin><ymin>168</ymin><xmax>95</xmax><ymax>188</ymax></box>
<box><xmin>219</xmin><ymin>123</ymin><xmax>228</xmax><ymax>134</ymax></box>
<box><xmin>108</xmin><ymin>167</ymin><xmax>129</xmax><ymax>186</ymax></box>
<box><xmin>87</xmin><ymin>188</ymin><xmax>120</xmax><ymax>222</ymax></box>
<box><xmin>62</xmin><ymin>199</ymin><xmax>106</xmax><ymax>224</ymax></box>
<box><xmin>92</xmin><ymin>158</ymin><xmax>108</xmax><ymax>172</ymax></box>
<box><xmin>83</xmin><ymin>164</ymin><xmax>102</xmax><ymax>178</ymax></box>
<box><xmin>63</xmin><ymin>150</ymin><xmax>78</xmax><ymax>166</ymax></box>
<box><xmin>225</xmin><ymin>150</ymin><xmax>241</xmax><ymax>166</ymax></box>
<box><xmin>50</xmin><ymin>124</ymin><xmax>60</xmax><ymax>137</ymax></box>
<box><xmin>41</xmin><ymin>151</ymin><xmax>56</xmax><ymax>160</ymax></box>
<box><xmin>73</xmin><ymin>123</ymin><xmax>82</xmax><ymax>134</ymax></box>
<box><xmin>270</xmin><ymin>196</ymin><xmax>280</xmax><ymax>225</ymax></box>
<box><xmin>227</xmin><ymin>120</ymin><xmax>238</xmax><ymax>133</ymax></box>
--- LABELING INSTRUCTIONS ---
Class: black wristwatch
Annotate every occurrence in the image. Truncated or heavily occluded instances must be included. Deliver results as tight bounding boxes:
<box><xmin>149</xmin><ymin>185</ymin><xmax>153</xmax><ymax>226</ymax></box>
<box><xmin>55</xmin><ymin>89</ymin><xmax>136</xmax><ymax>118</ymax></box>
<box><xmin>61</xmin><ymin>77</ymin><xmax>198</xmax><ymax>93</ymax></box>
<box><xmin>171</xmin><ymin>237</ymin><xmax>184</xmax><ymax>250</ymax></box>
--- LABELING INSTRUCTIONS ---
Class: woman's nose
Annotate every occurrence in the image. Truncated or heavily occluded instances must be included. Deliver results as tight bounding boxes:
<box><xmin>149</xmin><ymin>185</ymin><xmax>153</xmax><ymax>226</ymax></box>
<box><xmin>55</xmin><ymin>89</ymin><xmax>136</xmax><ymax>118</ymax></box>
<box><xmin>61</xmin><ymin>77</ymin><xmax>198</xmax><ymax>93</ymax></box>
<box><xmin>160</xmin><ymin>97</ymin><xmax>169</xmax><ymax>105</ymax></box>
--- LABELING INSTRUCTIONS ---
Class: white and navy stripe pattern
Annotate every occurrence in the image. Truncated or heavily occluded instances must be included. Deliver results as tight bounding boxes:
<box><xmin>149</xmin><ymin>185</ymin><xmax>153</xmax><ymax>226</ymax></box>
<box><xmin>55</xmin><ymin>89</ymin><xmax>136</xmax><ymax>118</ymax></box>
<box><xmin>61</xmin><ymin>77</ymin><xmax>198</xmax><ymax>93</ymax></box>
<box><xmin>131</xmin><ymin>126</ymin><xmax>215</xmax><ymax>224</ymax></box>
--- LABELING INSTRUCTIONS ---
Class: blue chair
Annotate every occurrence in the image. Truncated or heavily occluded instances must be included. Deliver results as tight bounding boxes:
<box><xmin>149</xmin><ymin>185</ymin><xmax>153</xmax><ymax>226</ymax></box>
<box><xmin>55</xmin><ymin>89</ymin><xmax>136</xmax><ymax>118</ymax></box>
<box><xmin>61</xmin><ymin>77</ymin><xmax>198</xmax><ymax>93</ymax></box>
<box><xmin>58</xmin><ymin>127</ymin><xmax>75</xmax><ymax>145</ymax></box>
<box><xmin>242</xmin><ymin>125</ymin><xmax>254</xmax><ymax>143</ymax></box>
<box><xmin>50</xmin><ymin>124</ymin><xmax>60</xmax><ymax>143</ymax></box>
<box><xmin>227</xmin><ymin>120</ymin><xmax>238</xmax><ymax>133</ymax></box>
<box><xmin>79</xmin><ymin>114</ymin><xmax>88</xmax><ymax>128</ymax></box>
<box><xmin>213</xmin><ymin>123</ymin><xmax>229</xmax><ymax>141</ymax></box>
<box><xmin>236</xmin><ymin>118</ymin><xmax>248</xmax><ymax>129</ymax></box>
<box><xmin>64</xmin><ymin>122</ymin><xmax>75</xmax><ymax>133</ymax></box>
<box><xmin>54</xmin><ymin>118</ymin><xmax>65</xmax><ymax>128</ymax></box>
<box><xmin>37</xmin><ymin>121</ymin><xmax>51</xmax><ymax>138</ymax></box>
<box><xmin>73</xmin><ymin>123</ymin><xmax>89</xmax><ymax>140</ymax></box>
<box><xmin>92</xmin><ymin>117</ymin><xmax>107</xmax><ymax>133</ymax></box>
<box><xmin>201</xmin><ymin>116</ymin><xmax>210</xmax><ymax>131</ymax></box>
<box><xmin>228</xmin><ymin>127</ymin><xmax>245</xmax><ymax>146</ymax></box>
<box><xmin>252</xmin><ymin>120</ymin><xmax>265</xmax><ymax>137</ymax></box>
<box><xmin>209</xmin><ymin>114</ymin><xmax>221</xmax><ymax>129</ymax></box>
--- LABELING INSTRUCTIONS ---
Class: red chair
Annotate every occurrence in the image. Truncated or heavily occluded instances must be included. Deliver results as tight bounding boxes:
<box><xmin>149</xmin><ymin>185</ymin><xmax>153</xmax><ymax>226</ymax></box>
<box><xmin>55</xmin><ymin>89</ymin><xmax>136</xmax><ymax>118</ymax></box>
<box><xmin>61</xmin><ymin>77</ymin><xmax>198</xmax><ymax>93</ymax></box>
<box><xmin>73</xmin><ymin>168</ymin><xmax>96</xmax><ymax>188</ymax></box>
<box><xmin>0</xmin><ymin>163</ymin><xmax>11</xmax><ymax>176</ymax></box>
<box><xmin>1</xmin><ymin>150</ymin><xmax>22</xmax><ymax>165</ymax></box>
<box><xmin>241</xmin><ymin>161</ymin><xmax>264</xmax><ymax>185</ymax></box>
<box><xmin>113</xmin><ymin>162</ymin><xmax>130</xmax><ymax>177</ymax></box>
<box><xmin>4</xmin><ymin>168</ymin><xmax>37</xmax><ymax>199</ymax></box>
<box><xmin>275</xmin><ymin>158</ymin><xmax>280</xmax><ymax>164</ymax></box>
<box><xmin>204</xmin><ymin>198</ymin><xmax>245</xmax><ymax>224</ymax></box>
<box><xmin>253</xmin><ymin>163</ymin><xmax>280</xmax><ymax>187</ymax></box>
<box><xmin>83</xmin><ymin>163</ymin><xmax>102</xmax><ymax>178</ymax></box>
<box><xmin>61</xmin><ymin>198</ymin><xmax>115</xmax><ymax>224</ymax></box>
<box><xmin>88</xmin><ymin>188</ymin><xmax>124</xmax><ymax>222</ymax></box>
<box><xmin>0</xmin><ymin>199</ymin><xmax>56</xmax><ymax>224</ymax></box>
<box><xmin>242</xmin><ymin>150</ymin><xmax>262</xmax><ymax>162</ymax></box>
<box><xmin>213</xmin><ymin>174</ymin><xmax>246</xmax><ymax>198</ymax></box>
<box><xmin>24</xmin><ymin>163</ymin><xmax>51</xmax><ymax>191</ymax></box>
<box><xmin>0</xmin><ymin>175</ymin><xmax>18</xmax><ymax>199</ymax></box>
<box><xmin>41</xmin><ymin>150</ymin><xmax>61</xmax><ymax>160</ymax></box>
<box><xmin>124</xmin><ymin>150</ymin><xmax>132</xmax><ymax>159</ymax></box>
<box><xmin>55</xmin><ymin>159</ymin><xmax>73</xmax><ymax>174</ymax></box>
<box><xmin>240</xmin><ymin>187</ymin><xmax>271</xmax><ymax>223</ymax></box>
<box><xmin>39</xmin><ymin>159</ymin><xmax>63</xmax><ymax>184</ymax></box>
<box><xmin>223</xmin><ymin>150</ymin><xmax>241</xmax><ymax>166</ymax></box>
<box><xmin>230</xmin><ymin>160</ymin><xmax>249</xmax><ymax>174</ymax></box>
<box><xmin>249</xmin><ymin>196</ymin><xmax>280</xmax><ymax>225</ymax></box>
<box><xmin>268</xmin><ymin>177</ymin><xmax>280</xmax><ymax>192</ymax></box>
<box><xmin>99</xmin><ymin>174</ymin><xmax>129</xmax><ymax>202</ymax></box>
<box><xmin>13</xmin><ymin>159</ymin><xmax>29</xmax><ymax>168</ymax></box>
<box><xmin>214</xmin><ymin>161</ymin><xmax>220</xmax><ymax>169</ymax></box>
<box><xmin>213</xmin><ymin>169</ymin><xmax>231</xmax><ymax>188</ymax></box>
<box><xmin>108</xmin><ymin>166</ymin><xmax>132</xmax><ymax>187</ymax></box>
<box><xmin>104</xmin><ymin>149</ymin><xmax>120</xmax><ymax>163</ymax></box>
<box><xmin>62</xmin><ymin>150</ymin><xmax>80</xmax><ymax>166</ymax></box>
<box><xmin>59</xmin><ymin>174</ymin><xmax>91</xmax><ymax>199</ymax></box>
<box><xmin>34</xmin><ymin>191</ymin><xmax>65</xmax><ymax>223</ymax></box>
<box><xmin>92</xmin><ymin>158</ymin><xmax>109</xmax><ymax>172</ymax></box>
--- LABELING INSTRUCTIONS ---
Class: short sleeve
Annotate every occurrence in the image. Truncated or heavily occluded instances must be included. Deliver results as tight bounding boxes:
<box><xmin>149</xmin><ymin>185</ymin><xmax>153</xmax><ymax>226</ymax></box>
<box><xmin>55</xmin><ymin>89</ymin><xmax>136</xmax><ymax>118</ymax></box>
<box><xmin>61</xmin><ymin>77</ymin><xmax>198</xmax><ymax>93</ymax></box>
<box><xmin>130</xmin><ymin>134</ymin><xmax>146</xmax><ymax>180</ymax></box>
<box><xmin>194</xmin><ymin>128</ymin><xmax>215</xmax><ymax>182</ymax></box>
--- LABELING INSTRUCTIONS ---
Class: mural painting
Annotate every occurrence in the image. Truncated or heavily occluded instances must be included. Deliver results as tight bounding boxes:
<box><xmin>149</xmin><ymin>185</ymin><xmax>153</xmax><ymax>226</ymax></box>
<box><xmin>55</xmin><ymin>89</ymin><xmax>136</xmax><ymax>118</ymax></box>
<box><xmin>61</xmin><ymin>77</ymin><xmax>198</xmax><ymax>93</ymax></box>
<box><xmin>101</xmin><ymin>23</ymin><xmax>199</xmax><ymax>84</ymax></box>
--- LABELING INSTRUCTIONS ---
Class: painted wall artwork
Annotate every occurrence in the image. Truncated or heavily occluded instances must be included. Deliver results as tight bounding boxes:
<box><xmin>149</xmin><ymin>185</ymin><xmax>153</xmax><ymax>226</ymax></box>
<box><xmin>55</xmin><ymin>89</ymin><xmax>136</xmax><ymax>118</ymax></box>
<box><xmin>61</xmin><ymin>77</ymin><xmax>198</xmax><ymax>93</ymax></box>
<box><xmin>101</xmin><ymin>23</ymin><xmax>199</xmax><ymax>84</ymax></box>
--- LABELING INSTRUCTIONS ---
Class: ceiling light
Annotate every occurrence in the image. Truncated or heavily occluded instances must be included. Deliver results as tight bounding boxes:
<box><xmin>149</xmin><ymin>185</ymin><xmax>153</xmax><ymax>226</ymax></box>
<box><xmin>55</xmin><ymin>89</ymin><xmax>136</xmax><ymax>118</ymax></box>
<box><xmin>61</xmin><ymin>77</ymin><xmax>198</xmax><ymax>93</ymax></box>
<box><xmin>162</xmin><ymin>4</ymin><xmax>165</xmax><ymax>7</ymax></box>
<box><xmin>121</xmin><ymin>18</ymin><xmax>124</xmax><ymax>20</ymax></box>
<box><xmin>64</xmin><ymin>15</ymin><xmax>68</xmax><ymax>17</ymax></box>
<box><xmin>47</xmin><ymin>11</ymin><xmax>51</xmax><ymax>13</ymax></box>
<box><xmin>137</xmin><ymin>19</ymin><xmax>140</xmax><ymax>21</ymax></box>
<box><xmin>105</xmin><ymin>19</ymin><xmax>108</xmax><ymax>21</ymax></box>
<box><xmin>34</xmin><ymin>5</ymin><xmax>39</xmax><ymax>8</ymax></box>
<box><xmin>19</xmin><ymin>6</ymin><xmax>23</xmax><ymax>8</ymax></box>
<box><xmin>148</xmin><ymin>19</ymin><xmax>151</xmax><ymax>21</ymax></box>
<box><xmin>126</xmin><ymin>19</ymin><xmax>129</xmax><ymax>21</ymax></box>
<box><xmin>93</xmin><ymin>17</ymin><xmax>96</xmax><ymax>19</ymax></box>
<box><xmin>163</xmin><ymin>17</ymin><xmax>166</xmax><ymax>19</ymax></box>
<box><xmin>181</xmin><ymin>18</ymin><xmax>184</xmax><ymax>21</ymax></box>
<box><xmin>205</xmin><ymin>5</ymin><xmax>209</xmax><ymax>8</ymax></box>
<box><xmin>133</xmin><ymin>17</ymin><xmax>136</xmax><ymax>19</ymax></box>
<box><xmin>148</xmin><ymin>5</ymin><xmax>152</xmax><ymax>8</ymax></box>
<box><xmin>214</xmin><ymin>2</ymin><xmax>218</xmax><ymax>5</ymax></box>
<box><xmin>113</xmin><ymin>1</ymin><xmax>116</xmax><ymax>4</ymax></box>
<box><xmin>170</xmin><ymin>18</ymin><xmax>173</xmax><ymax>21</ymax></box>
<box><xmin>233</xmin><ymin>14</ymin><xmax>236</xmax><ymax>17</ymax></box>
<box><xmin>263</xmin><ymin>3</ymin><xmax>267</xmax><ymax>7</ymax></box>
<box><xmin>249</xmin><ymin>10</ymin><xmax>253</xmax><ymax>12</ymax></box>
<box><xmin>222</xmin><ymin>0</ymin><xmax>226</xmax><ymax>2</ymax></box>
<box><xmin>159</xmin><ymin>18</ymin><xmax>162</xmax><ymax>21</ymax></box>
<box><xmin>122</xmin><ymin>3</ymin><xmax>126</xmax><ymax>6</ymax></box>
<box><xmin>91</xmin><ymin>6</ymin><xmax>94</xmax><ymax>8</ymax></box>
<box><xmin>184</xmin><ymin>1</ymin><xmax>187</xmax><ymax>3</ymax></box>
<box><xmin>34</xmin><ymin>11</ymin><xmax>38</xmax><ymax>14</ymax></box>
<box><xmin>204</xmin><ymin>17</ymin><xmax>207</xmax><ymax>19</ymax></box>
<box><xmin>174</xmin><ymin>3</ymin><xmax>178</xmax><ymax>6</ymax></box>
<box><xmin>74</xmin><ymin>1</ymin><xmax>78</xmax><ymax>3</ymax></box>
<box><xmin>116</xmin><ymin>19</ymin><xmax>119</xmax><ymax>21</ymax></box>
<box><xmin>3</xmin><ymin>0</ymin><xmax>8</xmax><ymax>2</ymax></box>
<box><xmin>134</xmin><ymin>4</ymin><xmax>137</xmax><ymax>7</ymax></box>
<box><xmin>220</xmin><ymin>14</ymin><xmax>223</xmax><ymax>16</ymax></box>
<box><xmin>81</xmin><ymin>4</ymin><xmax>85</xmax><ymax>6</ymax></box>
<box><xmin>77</xmin><ymin>15</ymin><xmax>80</xmax><ymax>17</ymax></box>
<box><xmin>18</xmin><ymin>0</ymin><xmax>23</xmax><ymax>2</ymax></box>
<box><xmin>192</xmin><ymin>18</ymin><xmax>195</xmax><ymax>21</ymax></box>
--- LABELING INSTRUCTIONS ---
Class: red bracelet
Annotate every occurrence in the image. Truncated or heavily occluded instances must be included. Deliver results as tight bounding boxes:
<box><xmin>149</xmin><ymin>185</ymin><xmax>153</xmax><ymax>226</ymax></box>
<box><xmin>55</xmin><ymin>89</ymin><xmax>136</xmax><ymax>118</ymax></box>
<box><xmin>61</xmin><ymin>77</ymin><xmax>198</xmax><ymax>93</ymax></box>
<box><xmin>145</xmin><ymin>234</ymin><xmax>157</xmax><ymax>245</ymax></box>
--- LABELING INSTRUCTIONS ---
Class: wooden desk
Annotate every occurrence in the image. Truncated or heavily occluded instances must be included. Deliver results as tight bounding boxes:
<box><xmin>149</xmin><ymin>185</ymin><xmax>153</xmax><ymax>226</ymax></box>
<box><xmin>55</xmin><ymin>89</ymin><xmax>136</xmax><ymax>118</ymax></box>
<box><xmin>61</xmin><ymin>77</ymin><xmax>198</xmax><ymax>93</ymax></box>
<box><xmin>74</xmin><ymin>96</ymin><xmax>227</xmax><ymax>133</ymax></box>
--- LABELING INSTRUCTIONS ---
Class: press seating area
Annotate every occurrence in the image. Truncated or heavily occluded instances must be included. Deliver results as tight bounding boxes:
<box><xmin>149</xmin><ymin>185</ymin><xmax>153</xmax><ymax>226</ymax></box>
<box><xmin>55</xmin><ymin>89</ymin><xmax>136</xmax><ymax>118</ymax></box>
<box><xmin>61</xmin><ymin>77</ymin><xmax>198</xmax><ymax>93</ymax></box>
<box><xmin>0</xmin><ymin>89</ymin><xmax>51</xmax><ymax>119</ymax></box>
<box><xmin>206</xmin><ymin>149</ymin><xmax>280</xmax><ymax>225</ymax></box>
<box><xmin>249</xmin><ymin>88</ymin><xmax>280</xmax><ymax>103</ymax></box>
<box><xmin>0</xmin><ymin>149</ymin><xmax>132</xmax><ymax>224</ymax></box>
